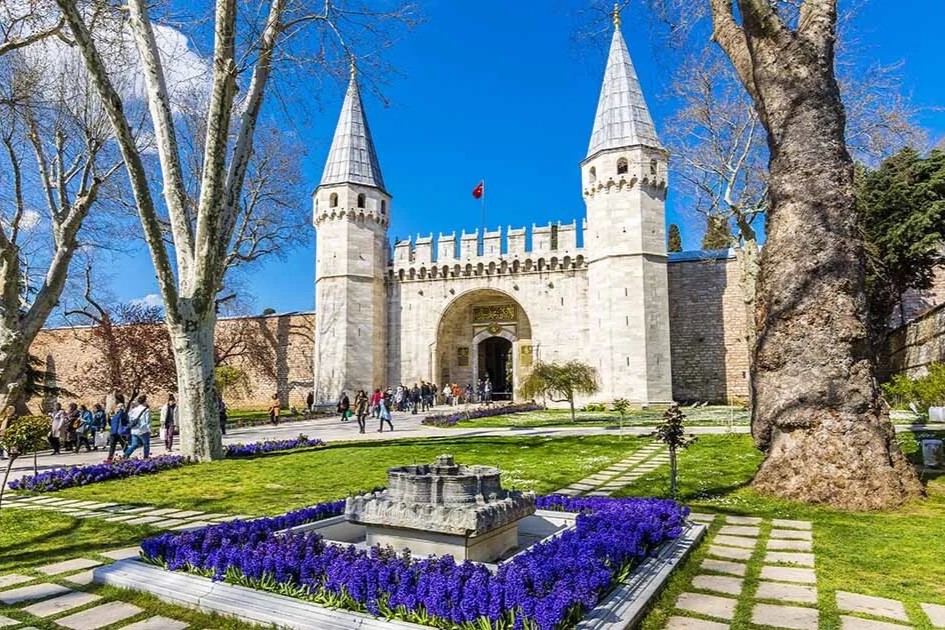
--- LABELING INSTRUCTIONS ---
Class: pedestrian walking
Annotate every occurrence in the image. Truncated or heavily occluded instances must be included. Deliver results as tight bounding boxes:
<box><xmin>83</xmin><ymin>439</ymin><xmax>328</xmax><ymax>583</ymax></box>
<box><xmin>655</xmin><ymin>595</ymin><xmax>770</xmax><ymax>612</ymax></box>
<box><xmin>123</xmin><ymin>395</ymin><xmax>152</xmax><ymax>459</ymax></box>
<box><xmin>378</xmin><ymin>392</ymin><xmax>394</xmax><ymax>432</ymax></box>
<box><xmin>354</xmin><ymin>390</ymin><xmax>368</xmax><ymax>434</ymax></box>
<box><xmin>337</xmin><ymin>391</ymin><xmax>350</xmax><ymax>422</ymax></box>
<box><xmin>65</xmin><ymin>402</ymin><xmax>80</xmax><ymax>452</ymax></box>
<box><xmin>268</xmin><ymin>393</ymin><xmax>280</xmax><ymax>426</ymax></box>
<box><xmin>160</xmin><ymin>394</ymin><xmax>178</xmax><ymax>452</ymax></box>
<box><xmin>92</xmin><ymin>404</ymin><xmax>107</xmax><ymax>450</ymax></box>
<box><xmin>105</xmin><ymin>400</ymin><xmax>128</xmax><ymax>463</ymax></box>
<box><xmin>74</xmin><ymin>405</ymin><xmax>94</xmax><ymax>452</ymax></box>
<box><xmin>217</xmin><ymin>392</ymin><xmax>228</xmax><ymax>435</ymax></box>
<box><xmin>49</xmin><ymin>403</ymin><xmax>67</xmax><ymax>455</ymax></box>
<box><xmin>370</xmin><ymin>388</ymin><xmax>382</xmax><ymax>419</ymax></box>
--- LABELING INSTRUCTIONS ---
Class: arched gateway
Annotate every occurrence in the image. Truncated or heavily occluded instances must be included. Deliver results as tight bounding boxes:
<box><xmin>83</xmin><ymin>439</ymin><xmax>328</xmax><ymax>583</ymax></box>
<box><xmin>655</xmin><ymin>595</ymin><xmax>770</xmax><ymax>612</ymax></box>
<box><xmin>433</xmin><ymin>290</ymin><xmax>533</xmax><ymax>401</ymax></box>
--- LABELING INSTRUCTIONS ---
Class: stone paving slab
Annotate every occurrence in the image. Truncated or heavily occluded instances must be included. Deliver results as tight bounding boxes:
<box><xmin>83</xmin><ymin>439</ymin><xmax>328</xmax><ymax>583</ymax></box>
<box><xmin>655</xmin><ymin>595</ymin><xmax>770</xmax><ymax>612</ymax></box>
<box><xmin>688</xmin><ymin>513</ymin><xmax>717</xmax><ymax>523</ymax></box>
<box><xmin>0</xmin><ymin>582</ymin><xmax>71</xmax><ymax>605</ymax></box>
<box><xmin>676</xmin><ymin>592</ymin><xmax>737</xmax><ymax>620</ymax></box>
<box><xmin>36</xmin><ymin>558</ymin><xmax>102</xmax><ymax>576</ymax></box>
<box><xmin>712</xmin><ymin>535</ymin><xmax>757</xmax><ymax>549</ymax></box>
<box><xmin>755</xmin><ymin>581</ymin><xmax>818</xmax><ymax>605</ymax></box>
<box><xmin>717</xmin><ymin>525</ymin><xmax>760</xmax><ymax>537</ymax></box>
<box><xmin>922</xmin><ymin>602</ymin><xmax>945</xmax><ymax>628</ymax></box>
<box><xmin>771</xmin><ymin>519</ymin><xmax>812</xmax><ymax>530</ymax></box>
<box><xmin>21</xmin><ymin>591</ymin><xmax>100</xmax><ymax>617</ymax></box>
<box><xmin>751</xmin><ymin>603</ymin><xmax>819</xmax><ymax>629</ymax></box>
<box><xmin>840</xmin><ymin>616</ymin><xmax>910</xmax><ymax>629</ymax></box>
<box><xmin>0</xmin><ymin>615</ymin><xmax>17</xmax><ymax>627</ymax></box>
<box><xmin>724</xmin><ymin>515</ymin><xmax>762</xmax><ymax>525</ymax></box>
<box><xmin>764</xmin><ymin>551</ymin><xmax>815</xmax><ymax>567</ymax></box>
<box><xmin>104</xmin><ymin>514</ymin><xmax>140</xmax><ymax>523</ymax></box>
<box><xmin>144</xmin><ymin>508</ymin><xmax>183</xmax><ymax>516</ymax></box>
<box><xmin>122</xmin><ymin>616</ymin><xmax>189</xmax><ymax>630</ymax></box>
<box><xmin>120</xmin><ymin>507</ymin><xmax>155</xmax><ymax>514</ymax></box>
<box><xmin>665</xmin><ymin>616</ymin><xmax>729</xmax><ymax>629</ymax></box>
<box><xmin>56</xmin><ymin>601</ymin><xmax>143</xmax><ymax>630</ymax></box>
<box><xmin>767</xmin><ymin>538</ymin><xmax>814</xmax><ymax>552</ymax></box>
<box><xmin>836</xmin><ymin>591</ymin><xmax>909</xmax><ymax>622</ymax></box>
<box><xmin>64</xmin><ymin>571</ymin><xmax>95</xmax><ymax>586</ymax></box>
<box><xmin>587</xmin><ymin>491</ymin><xmax>610</xmax><ymax>497</ymax></box>
<box><xmin>770</xmin><ymin>529</ymin><xmax>813</xmax><ymax>541</ymax></box>
<box><xmin>125</xmin><ymin>516</ymin><xmax>165</xmax><ymax>525</ymax></box>
<box><xmin>0</xmin><ymin>574</ymin><xmax>33</xmax><ymax>589</ymax></box>
<box><xmin>700</xmin><ymin>559</ymin><xmax>746</xmax><ymax>577</ymax></box>
<box><xmin>760</xmin><ymin>566</ymin><xmax>816</xmax><ymax>584</ymax></box>
<box><xmin>692</xmin><ymin>574</ymin><xmax>743</xmax><ymax>596</ymax></box>
<box><xmin>168</xmin><ymin>510</ymin><xmax>205</xmax><ymax>518</ymax></box>
<box><xmin>101</xmin><ymin>547</ymin><xmax>141</xmax><ymax>561</ymax></box>
<box><xmin>707</xmin><ymin>545</ymin><xmax>752</xmax><ymax>561</ymax></box>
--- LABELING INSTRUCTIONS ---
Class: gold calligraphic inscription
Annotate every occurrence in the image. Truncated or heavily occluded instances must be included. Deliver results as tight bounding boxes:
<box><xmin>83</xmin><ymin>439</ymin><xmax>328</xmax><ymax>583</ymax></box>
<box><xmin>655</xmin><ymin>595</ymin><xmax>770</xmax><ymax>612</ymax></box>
<box><xmin>473</xmin><ymin>304</ymin><xmax>516</xmax><ymax>323</ymax></box>
<box><xmin>457</xmin><ymin>346</ymin><xmax>470</xmax><ymax>367</ymax></box>
<box><xmin>520</xmin><ymin>344</ymin><xmax>533</xmax><ymax>366</ymax></box>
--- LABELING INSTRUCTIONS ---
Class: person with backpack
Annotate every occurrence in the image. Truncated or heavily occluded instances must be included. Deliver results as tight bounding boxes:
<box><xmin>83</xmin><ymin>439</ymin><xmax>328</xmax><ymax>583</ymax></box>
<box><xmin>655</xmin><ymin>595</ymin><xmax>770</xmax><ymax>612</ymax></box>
<box><xmin>74</xmin><ymin>404</ymin><xmax>94</xmax><ymax>453</ymax></box>
<box><xmin>105</xmin><ymin>399</ymin><xmax>128</xmax><ymax>463</ymax></box>
<box><xmin>122</xmin><ymin>395</ymin><xmax>152</xmax><ymax>459</ymax></box>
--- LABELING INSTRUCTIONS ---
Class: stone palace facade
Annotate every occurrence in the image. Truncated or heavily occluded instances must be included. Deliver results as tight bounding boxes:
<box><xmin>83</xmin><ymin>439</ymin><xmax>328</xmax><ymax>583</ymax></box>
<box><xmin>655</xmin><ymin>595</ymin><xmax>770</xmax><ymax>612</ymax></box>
<box><xmin>314</xmin><ymin>18</ymin><xmax>679</xmax><ymax>406</ymax></box>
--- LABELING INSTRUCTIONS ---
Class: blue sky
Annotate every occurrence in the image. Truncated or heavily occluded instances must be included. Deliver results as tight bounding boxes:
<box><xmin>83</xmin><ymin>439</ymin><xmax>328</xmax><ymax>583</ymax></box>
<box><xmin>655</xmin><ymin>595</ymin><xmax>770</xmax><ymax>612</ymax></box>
<box><xmin>104</xmin><ymin>0</ymin><xmax>945</xmax><ymax>314</ymax></box>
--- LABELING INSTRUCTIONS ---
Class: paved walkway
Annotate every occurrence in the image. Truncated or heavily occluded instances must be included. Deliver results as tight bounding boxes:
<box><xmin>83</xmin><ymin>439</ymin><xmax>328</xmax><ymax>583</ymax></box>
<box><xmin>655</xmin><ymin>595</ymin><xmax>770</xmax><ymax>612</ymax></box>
<box><xmin>555</xmin><ymin>441</ymin><xmax>669</xmax><ymax>496</ymax></box>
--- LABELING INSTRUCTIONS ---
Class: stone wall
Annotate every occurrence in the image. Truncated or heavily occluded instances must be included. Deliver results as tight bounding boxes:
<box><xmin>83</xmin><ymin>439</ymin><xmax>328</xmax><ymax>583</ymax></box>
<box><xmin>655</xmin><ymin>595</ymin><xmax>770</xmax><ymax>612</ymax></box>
<box><xmin>884</xmin><ymin>303</ymin><xmax>945</xmax><ymax>379</ymax></box>
<box><xmin>666</xmin><ymin>251</ymin><xmax>750</xmax><ymax>404</ymax></box>
<box><xmin>26</xmin><ymin>312</ymin><xmax>315</xmax><ymax>413</ymax></box>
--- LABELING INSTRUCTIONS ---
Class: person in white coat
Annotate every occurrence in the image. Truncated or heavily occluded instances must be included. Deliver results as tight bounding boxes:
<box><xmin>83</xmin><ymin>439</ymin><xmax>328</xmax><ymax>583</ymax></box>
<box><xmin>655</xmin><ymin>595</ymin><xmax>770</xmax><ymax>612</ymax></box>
<box><xmin>123</xmin><ymin>395</ymin><xmax>152</xmax><ymax>459</ymax></box>
<box><xmin>160</xmin><ymin>394</ymin><xmax>178</xmax><ymax>452</ymax></box>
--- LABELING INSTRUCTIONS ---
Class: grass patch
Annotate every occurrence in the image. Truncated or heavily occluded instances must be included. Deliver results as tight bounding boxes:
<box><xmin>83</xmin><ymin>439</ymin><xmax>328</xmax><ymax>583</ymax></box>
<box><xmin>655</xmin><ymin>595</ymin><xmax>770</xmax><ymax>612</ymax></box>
<box><xmin>438</xmin><ymin>406</ymin><xmax>749</xmax><ymax>429</ymax></box>
<box><xmin>617</xmin><ymin>433</ymin><xmax>945</xmax><ymax>629</ymax></box>
<box><xmin>49</xmin><ymin>435</ymin><xmax>648</xmax><ymax>514</ymax></box>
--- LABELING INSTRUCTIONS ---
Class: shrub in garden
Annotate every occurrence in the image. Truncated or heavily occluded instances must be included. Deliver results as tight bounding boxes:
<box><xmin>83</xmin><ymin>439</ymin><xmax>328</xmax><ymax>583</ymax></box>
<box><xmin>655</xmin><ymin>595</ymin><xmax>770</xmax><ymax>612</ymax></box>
<box><xmin>882</xmin><ymin>364</ymin><xmax>945</xmax><ymax>414</ymax></box>
<box><xmin>519</xmin><ymin>361</ymin><xmax>600</xmax><ymax>423</ymax></box>
<box><xmin>0</xmin><ymin>414</ymin><xmax>50</xmax><ymax>510</ymax></box>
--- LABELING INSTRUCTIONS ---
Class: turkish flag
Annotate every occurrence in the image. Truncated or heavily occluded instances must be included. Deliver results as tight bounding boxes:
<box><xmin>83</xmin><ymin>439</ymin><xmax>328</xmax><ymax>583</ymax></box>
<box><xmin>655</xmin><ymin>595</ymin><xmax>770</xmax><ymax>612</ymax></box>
<box><xmin>472</xmin><ymin>181</ymin><xmax>484</xmax><ymax>199</ymax></box>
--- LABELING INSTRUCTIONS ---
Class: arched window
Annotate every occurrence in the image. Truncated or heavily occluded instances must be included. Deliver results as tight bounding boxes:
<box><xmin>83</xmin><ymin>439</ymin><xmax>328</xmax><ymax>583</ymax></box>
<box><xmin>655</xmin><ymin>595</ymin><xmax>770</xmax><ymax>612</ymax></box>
<box><xmin>357</xmin><ymin>193</ymin><xmax>366</xmax><ymax>209</ymax></box>
<box><xmin>380</xmin><ymin>199</ymin><xmax>387</xmax><ymax>214</ymax></box>
<box><xmin>329</xmin><ymin>193</ymin><xmax>338</xmax><ymax>208</ymax></box>
<box><xmin>589</xmin><ymin>166</ymin><xmax>597</xmax><ymax>183</ymax></box>
<box><xmin>616</xmin><ymin>158</ymin><xmax>628</xmax><ymax>175</ymax></box>
<box><xmin>650</xmin><ymin>159</ymin><xmax>658</xmax><ymax>175</ymax></box>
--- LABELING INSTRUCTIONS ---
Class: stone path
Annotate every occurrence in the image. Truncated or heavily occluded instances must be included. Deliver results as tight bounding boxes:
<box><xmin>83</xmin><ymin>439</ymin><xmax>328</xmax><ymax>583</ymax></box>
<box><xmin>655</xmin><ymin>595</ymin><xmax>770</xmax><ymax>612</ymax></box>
<box><xmin>667</xmin><ymin>514</ymin><xmax>820</xmax><ymax>629</ymax></box>
<box><xmin>555</xmin><ymin>441</ymin><xmax>669</xmax><ymax>496</ymax></box>
<box><xmin>833</xmin><ymin>590</ymin><xmax>945</xmax><ymax>628</ymax></box>
<box><xmin>0</xmin><ymin>547</ymin><xmax>190</xmax><ymax>629</ymax></box>
<box><xmin>1</xmin><ymin>493</ymin><xmax>250</xmax><ymax>529</ymax></box>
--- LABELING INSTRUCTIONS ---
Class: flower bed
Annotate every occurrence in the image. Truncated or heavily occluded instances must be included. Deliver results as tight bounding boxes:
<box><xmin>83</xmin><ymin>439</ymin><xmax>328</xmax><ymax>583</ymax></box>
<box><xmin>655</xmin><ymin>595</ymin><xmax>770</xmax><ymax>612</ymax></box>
<box><xmin>140</xmin><ymin>494</ymin><xmax>686</xmax><ymax>630</ymax></box>
<box><xmin>9</xmin><ymin>434</ymin><xmax>325</xmax><ymax>493</ymax></box>
<box><xmin>421</xmin><ymin>402</ymin><xmax>544</xmax><ymax>427</ymax></box>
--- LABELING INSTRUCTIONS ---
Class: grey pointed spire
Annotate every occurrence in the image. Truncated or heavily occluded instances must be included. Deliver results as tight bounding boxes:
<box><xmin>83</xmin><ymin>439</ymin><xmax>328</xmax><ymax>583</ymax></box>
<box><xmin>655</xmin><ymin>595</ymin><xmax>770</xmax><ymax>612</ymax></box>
<box><xmin>319</xmin><ymin>71</ymin><xmax>386</xmax><ymax>192</ymax></box>
<box><xmin>586</xmin><ymin>21</ymin><xmax>663</xmax><ymax>159</ymax></box>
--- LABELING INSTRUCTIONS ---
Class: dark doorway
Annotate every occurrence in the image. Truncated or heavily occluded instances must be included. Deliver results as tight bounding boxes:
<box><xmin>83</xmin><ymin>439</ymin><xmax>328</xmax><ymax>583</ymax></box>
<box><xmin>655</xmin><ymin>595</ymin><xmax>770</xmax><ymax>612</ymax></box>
<box><xmin>479</xmin><ymin>337</ymin><xmax>513</xmax><ymax>401</ymax></box>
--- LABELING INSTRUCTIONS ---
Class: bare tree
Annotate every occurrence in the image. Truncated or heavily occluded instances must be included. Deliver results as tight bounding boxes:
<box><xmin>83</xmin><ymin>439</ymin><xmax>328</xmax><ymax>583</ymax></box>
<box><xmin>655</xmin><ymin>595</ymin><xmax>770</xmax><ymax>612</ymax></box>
<box><xmin>56</xmin><ymin>0</ymin><xmax>417</xmax><ymax>460</ymax></box>
<box><xmin>0</xmin><ymin>49</ymin><xmax>121</xmax><ymax>412</ymax></box>
<box><xmin>0</xmin><ymin>1</ymin><xmax>66</xmax><ymax>57</ymax></box>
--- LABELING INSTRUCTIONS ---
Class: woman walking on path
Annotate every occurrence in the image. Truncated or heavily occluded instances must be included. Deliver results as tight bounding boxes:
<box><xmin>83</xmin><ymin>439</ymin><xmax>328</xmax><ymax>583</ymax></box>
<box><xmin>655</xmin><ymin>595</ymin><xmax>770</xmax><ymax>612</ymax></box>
<box><xmin>268</xmin><ymin>393</ymin><xmax>280</xmax><ymax>426</ymax></box>
<box><xmin>123</xmin><ymin>395</ymin><xmax>152</xmax><ymax>459</ymax></box>
<box><xmin>354</xmin><ymin>390</ymin><xmax>368</xmax><ymax>434</ymax></box>
<box><xmin>49</xmin><ymin>403</ymin><xmax>67</xmax><ymax>455</ymax></box>
<box><xmin>105</xmin><ymin>400</ymin><xmax>128</xmax><ymax>463</ymax></box>
<box><xmin>74</xmin><ymin>405</ymin><xmax>94</xmax><ymax>452</ymax></box>
<box><xmin>337</xmin><ymin>391</ymin><xmax>350</xmax><ymax>422</ymax></box>
<box><xmin>378</xmin><ymin>391</ymin><xmax>394</xmax><ymax>432</ymax></box>
<box><xmin>160</xmin><ymin>394</ymin><xmax>178</xmax><ymax>452</ymax></box>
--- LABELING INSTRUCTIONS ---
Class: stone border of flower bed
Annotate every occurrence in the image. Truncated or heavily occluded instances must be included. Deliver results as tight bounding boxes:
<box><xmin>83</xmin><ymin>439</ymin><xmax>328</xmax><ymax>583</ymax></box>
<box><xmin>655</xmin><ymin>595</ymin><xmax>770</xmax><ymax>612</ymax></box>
<box><xmin>8</xmin><ymin>434</ymin><xmax>325</xmax><ymax>492</ymax></box>
<box><xmin>92</xmin><ymin>517</ymin><xmax>705</xmax><ymax>630</ymax></box>
<box><xmin>421</xmin><ymin>402</ymin><xmax>544</xmax><ymax>427</ymax></box>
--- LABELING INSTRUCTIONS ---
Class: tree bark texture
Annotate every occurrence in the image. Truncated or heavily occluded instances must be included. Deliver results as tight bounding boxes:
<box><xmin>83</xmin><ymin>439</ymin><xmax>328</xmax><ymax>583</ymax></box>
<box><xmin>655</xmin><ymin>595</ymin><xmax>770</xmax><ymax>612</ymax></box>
<box><xmin>169</xmin><ymin>311</ymin><xmax>223</xmax><ymax>461</ymax></box>
<box><xmin>710</xmin><ymin>0</ymin><xmax>921</xmax><ymax>509</ymax></box>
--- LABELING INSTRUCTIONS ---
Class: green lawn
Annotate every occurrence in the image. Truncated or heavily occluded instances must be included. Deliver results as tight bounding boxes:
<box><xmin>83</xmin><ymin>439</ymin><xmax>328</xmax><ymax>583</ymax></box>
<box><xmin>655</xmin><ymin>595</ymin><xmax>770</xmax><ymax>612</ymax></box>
<box><xmin>437</xmin><ymin>405</ymin><xmax>750</xmax><ymax>429</ymax></box>
<box><xmin>0</xmin><ymin>510</ymin><xmax>259</xmax><ymax>629</ymax></box>
<box><xmin>621</xmin><ymin>433</ymin><xmax>945</xmax><ymax>630</ymax></box>
<box><xmin>50</xmin><ymin>435</ymin><xmax>647</xmax><ymax>514</ymax></box>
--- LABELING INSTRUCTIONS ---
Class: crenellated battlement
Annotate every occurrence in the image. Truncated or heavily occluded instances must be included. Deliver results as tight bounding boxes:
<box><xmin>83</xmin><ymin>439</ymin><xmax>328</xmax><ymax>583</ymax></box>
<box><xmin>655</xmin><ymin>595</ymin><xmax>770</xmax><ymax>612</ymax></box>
<box><xmin>390</xmin><ymin>221</ymin><xmax>586</xmax><ymax>282</ymax></box>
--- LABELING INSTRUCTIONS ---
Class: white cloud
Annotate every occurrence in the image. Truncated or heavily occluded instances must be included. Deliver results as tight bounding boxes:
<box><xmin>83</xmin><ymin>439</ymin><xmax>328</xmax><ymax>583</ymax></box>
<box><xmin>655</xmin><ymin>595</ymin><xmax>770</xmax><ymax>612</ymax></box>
<box><xmin>130</xmin><ymin>293</ymin><xmax>164</xmax><ymax>309</ymax></box>
<box><xmin>19</xmin><ymin>210</ymin><xmax>41</xmax><ymax>231</ymax></box>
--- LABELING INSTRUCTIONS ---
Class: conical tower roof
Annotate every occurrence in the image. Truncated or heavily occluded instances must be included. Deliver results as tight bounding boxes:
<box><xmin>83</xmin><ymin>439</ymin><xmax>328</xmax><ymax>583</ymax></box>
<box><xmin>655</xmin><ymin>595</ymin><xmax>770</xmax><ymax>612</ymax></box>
<box><xmin>586</xmin><ymin>17</ymin><xmax>663</xmax><ymax>159</ymax></box>
<box><xmin>319</xmin><ymin>71</ymin><xmax>386</xmax><ymax>192</ymax></box>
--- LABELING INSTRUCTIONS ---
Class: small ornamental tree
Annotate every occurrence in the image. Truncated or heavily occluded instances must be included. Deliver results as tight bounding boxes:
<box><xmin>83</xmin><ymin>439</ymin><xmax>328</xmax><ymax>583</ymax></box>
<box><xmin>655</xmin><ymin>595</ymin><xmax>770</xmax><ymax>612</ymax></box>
<box><xmin>667</xmin><ymin>224</ymin><xmax>683</xmax><ymax>253</ymax></box>
<box><xmin>519</xmin><ymin>361</ymin><xmax>599</xmax><ymax>423</ymax></box>
<box><xmin>613</xmin><ymin>398</ymin><xmax>631</xmax><ymax>438</ymax></box>
<box><xmin>0</xmin><ymin>415</ymin><xmax>50</xmax><ymax>512</ymax></box>
<box><xmin>652</xmin><ymin>403</ymin><xmax>697</xmax><ymax>498</ymax></box>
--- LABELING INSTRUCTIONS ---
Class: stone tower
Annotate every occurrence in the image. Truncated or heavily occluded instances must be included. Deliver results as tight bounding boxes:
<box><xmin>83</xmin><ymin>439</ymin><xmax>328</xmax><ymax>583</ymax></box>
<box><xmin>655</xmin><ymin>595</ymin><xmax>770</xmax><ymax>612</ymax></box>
<box><xmin>582</xmin><ymin>9</ymin><xmax>673</xmax><ymax>405</ymax></box>
<box><xmin>313</xmin><ymin>66</ymin><xmax>390</xmax><ymax>403</ymax></box>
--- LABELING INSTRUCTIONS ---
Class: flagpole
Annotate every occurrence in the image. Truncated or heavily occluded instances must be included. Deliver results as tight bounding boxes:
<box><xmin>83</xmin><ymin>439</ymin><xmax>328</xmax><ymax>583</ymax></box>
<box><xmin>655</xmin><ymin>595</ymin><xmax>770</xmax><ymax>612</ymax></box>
<box><xmin>480</xmin><ymin>177</ymin><xmax>486</xmax><ymax>233</ymax></box>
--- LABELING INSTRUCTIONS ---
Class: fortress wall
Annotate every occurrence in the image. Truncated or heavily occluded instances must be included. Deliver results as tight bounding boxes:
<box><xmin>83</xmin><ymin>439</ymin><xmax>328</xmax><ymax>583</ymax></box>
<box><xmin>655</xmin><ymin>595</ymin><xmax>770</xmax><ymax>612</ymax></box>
<box><xmin>667</xmin><ymin>252</ymin><xmax>750</xmax><ymax>404</ymax></box>
<box><xmin>883</xmin><ymin>303</ymin><xmax>945</xmax><ymax>379</ymax></box>
<box><xmin>26</xmin><ymin>312</ymin><xmax>315</xmax><ymax>413</ymax></box>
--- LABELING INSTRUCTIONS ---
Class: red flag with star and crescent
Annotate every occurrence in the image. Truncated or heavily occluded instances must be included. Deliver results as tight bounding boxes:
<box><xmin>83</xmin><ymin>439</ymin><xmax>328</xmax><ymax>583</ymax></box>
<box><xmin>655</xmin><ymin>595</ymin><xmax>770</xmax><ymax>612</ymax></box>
<box><xmin>472</xmin><ymin>181</ymin><xmax>484</xmax><ymax>199</ymax></box>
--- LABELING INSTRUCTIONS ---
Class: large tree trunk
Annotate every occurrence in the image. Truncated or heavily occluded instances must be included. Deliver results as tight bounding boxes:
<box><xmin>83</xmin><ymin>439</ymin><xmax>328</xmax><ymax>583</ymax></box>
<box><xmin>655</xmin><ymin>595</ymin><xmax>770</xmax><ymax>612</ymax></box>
<box><xmin>747</xmin><ymin>31</ymin><xmax>920</xmax><ymax>509</ymax></box>
<box><xmin>0</xmin><ymin>338</ymin><xmax>28</xmax><ymax>413</ymax></box>
<box><xmin>732</xmin><ymin>236</ymin><xmax>759</xmax><ymax>406</ymax></box>
<box><xmin>169</xmin><ymin>311</ymin><xmax>223</xmax><ymax>461</ymax></box>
